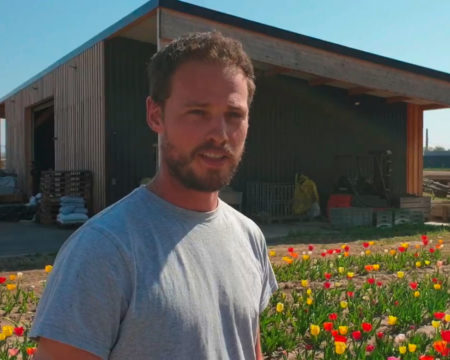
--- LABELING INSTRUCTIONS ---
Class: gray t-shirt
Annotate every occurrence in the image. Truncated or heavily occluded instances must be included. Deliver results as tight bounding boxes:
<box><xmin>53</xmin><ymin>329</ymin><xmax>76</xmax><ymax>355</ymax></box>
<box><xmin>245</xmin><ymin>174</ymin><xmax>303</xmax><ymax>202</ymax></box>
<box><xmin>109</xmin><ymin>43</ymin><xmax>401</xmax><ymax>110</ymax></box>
<box><xmin>31</xmin><ymin>186</ymin><xmax>278</xmax><ymax>359</ymax></box>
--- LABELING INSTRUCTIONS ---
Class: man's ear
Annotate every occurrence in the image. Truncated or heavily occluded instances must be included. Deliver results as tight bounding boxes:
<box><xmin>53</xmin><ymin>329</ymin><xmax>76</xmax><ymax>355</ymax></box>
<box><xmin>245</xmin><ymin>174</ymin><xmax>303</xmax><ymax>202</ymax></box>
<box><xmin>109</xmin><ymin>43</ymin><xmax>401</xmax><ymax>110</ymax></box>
<box><xmin>146</xmin><ymin>96</ymin><xmax>164</xmax><ymax>133</ymax></box>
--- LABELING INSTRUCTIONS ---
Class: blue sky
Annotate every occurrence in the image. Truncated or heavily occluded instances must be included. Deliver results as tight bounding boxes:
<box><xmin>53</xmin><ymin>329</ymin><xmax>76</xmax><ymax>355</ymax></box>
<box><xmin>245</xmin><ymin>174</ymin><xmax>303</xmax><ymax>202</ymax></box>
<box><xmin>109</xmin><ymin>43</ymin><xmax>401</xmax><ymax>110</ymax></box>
<box><xmin>1</xmin><ymin>0</ymin><xmax>449</xmax><ymax>149</ymax></box>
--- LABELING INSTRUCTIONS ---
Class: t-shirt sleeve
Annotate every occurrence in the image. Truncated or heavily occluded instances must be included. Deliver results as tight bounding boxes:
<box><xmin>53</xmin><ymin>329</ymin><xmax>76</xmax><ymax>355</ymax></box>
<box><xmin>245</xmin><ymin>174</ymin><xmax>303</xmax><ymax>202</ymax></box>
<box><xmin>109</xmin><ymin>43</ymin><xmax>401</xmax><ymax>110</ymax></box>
<box><xmin>30</xmin><ymin>226</ymin><xmax>132</xmax><ymax>360</ymax></box>
<box><xmin>258</xmin><ymin>235</ymin><xmax>278</xmax><ymax>313</ymax></box>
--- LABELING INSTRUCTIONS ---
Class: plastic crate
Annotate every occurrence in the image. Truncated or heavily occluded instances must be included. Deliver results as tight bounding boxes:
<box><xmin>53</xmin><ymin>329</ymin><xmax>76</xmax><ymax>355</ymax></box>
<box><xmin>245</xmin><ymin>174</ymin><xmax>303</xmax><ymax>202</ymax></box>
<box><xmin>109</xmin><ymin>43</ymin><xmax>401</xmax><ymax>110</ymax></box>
<box><xmin>329</xmin><ymin>207</ymin><xmax>373</xmax><ymax>228</ymax></box>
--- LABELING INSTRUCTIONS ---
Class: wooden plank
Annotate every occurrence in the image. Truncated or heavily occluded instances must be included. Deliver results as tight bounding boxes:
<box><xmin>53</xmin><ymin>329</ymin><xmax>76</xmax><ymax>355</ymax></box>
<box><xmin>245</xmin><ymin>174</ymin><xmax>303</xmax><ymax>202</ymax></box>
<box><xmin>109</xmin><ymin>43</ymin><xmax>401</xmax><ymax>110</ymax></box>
<box><xmin>348</xmin><ymin>87</ymin><xmax>372</xmax><ymax>96</ymax></box>
<box><xmin>160</xmin><ymin>9</ymin><xmax>450</xmax><ymax>106</ymax></box>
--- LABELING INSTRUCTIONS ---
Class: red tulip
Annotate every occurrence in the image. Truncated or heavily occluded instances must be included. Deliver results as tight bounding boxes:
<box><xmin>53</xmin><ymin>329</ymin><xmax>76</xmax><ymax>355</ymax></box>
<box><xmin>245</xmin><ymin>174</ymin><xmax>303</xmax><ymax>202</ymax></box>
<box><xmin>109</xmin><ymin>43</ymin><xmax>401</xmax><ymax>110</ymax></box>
<box><xmin>376</xmin><ymin>331</ymin><xmax>384</xmax><ymax>339</ymax></box>
<box><xmin>367</xmin><ymin>278</ymin><xmax>375</xmax><ymax>285</ymax></box>
<box><xmin>0</xmin><ymin>277</ymin><xmax>6</xmax><ymax>284</ymax></box>
<box><xmin>308</xmin><ymin>245</ymin><xmax>314</xmax><ymax>251</ymax></box>
<box><xmin>398</xmin><ymin>246</ymin><xmax>406</xmax><ymax>252</ymax></box>
<box><xmin>334</xmin><ymin>334</ymin><xmax>347</xmax><ymax>343</ymax></box>
<box><xmin>329</xmin><ymin>313</ymin><xmax>338</xmax><ymax>321</ymax></box>
<box><xmin>363</xmin><ymin>242</ymin><xmax>369</xmax><ymax>248</ymax></box>
<box><xmin>324</xmin><ymin>272</ymin><xmax>332</xmax><ymax>280</ymax></box>
<box><xmin>323</xmin><ymin>322</ymin><xmax>333</xmax><ymax>331</ymax></box>
<box><xmin>409</xmin><ymin>282</ymin><xmax>418</xmax><ymax>290</ymax></box>
<box><xmin>366</xmin><ymin>344</ymin><xmax>375</xmax><ymax>352</ymax></box>
<box><xmin>13</xmin><ymin>327</ymin><xmax>24</xmax><ymax>336</ymax></box>
<box><xmin>430</xmin><ymin>248</ymin><xmax>435</xmax><ymax>253</ymax></box>
<box><xmin>324</xmin><ymin>282</ymin><xmax>331</xmax><ymax>289</ymax></box>
<box><xmin>352</xmin><ymin>331</ymin><xmax>362</xmax><ymax>340</ymax></box>
<box><xmin>434</xmin><ymin>312</ymin><xmax>445</xmax><ymax>320</ymax></box>
<box><xmin>441</xmin><ymin>330</ymin><xmax>450</xmax><ymax>342</ymax></box>
<box><xmin>288</xmin><ymin>247</ymin><xmax>294</xmax><ymax>253</ymax></box>
<box><xmin>362</xmin><ymin>323</ymin><xmax>372</xmax><ymax>332</ymax></box>
<box><xmin>421</xmin><ymin>234</ymin><xmax>429</xmax><ymax>245</ymax></box>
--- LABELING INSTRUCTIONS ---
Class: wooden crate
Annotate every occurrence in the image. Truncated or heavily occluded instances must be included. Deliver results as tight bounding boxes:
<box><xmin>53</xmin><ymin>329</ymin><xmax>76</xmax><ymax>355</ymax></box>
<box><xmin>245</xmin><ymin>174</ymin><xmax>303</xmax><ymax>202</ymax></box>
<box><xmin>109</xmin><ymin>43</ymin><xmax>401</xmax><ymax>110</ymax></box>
<box><xmin>38</xmin><ymin>170</ymin><xmax>93</xmax><ymax>224</ymax></box>
<box><xmin>431</xmin><ymin>202</ymin><xmax>450</xmax><ymax>222</ymax></box>
<box><xmin>399</xmin><ymin>196</ymin><xmax>431</xmax><ymax>220</ymax></box>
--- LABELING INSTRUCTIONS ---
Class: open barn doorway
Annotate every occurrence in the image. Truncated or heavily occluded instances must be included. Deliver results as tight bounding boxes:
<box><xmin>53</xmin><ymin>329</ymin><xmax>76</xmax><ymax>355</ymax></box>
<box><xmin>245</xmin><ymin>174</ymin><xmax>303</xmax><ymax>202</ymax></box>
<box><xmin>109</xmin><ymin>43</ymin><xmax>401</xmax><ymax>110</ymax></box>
<box><xmin>31</xmin><ymin>100</ymin><xmax>55</xmax><ymax>195</ymax></box>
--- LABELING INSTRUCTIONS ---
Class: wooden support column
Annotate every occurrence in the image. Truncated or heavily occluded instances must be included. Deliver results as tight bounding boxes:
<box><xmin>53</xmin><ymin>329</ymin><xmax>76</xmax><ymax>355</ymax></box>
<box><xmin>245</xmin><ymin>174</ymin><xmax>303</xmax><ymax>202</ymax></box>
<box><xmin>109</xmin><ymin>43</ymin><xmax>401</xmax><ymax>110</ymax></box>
<box><xmin>406</xmin><ymin>104</ymin><xmax>423</xmax><ymax>195</ymax></box>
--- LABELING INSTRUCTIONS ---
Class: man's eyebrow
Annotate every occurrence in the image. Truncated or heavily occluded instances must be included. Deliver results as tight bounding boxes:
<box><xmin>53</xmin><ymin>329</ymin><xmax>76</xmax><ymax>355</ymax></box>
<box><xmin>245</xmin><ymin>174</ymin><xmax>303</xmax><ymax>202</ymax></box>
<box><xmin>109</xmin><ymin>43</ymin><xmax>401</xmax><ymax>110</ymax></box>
<box><xmin>183</xmin><ymin>101</ymin><xmax>209</xmax><ymax>107</ymax></box>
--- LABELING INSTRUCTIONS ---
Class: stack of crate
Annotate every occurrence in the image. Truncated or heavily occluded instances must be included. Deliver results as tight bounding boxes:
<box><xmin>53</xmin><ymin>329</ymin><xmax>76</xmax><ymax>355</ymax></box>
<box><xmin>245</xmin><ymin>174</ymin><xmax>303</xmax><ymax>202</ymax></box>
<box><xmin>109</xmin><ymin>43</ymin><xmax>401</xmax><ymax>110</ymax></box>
<box><xmin>38</xmin><ymin>170</ymin><xmax>92</xmax><ymax>224</ymax></box>
<box><xmin>398</xmin><ymin>196</ymin><xmax>431</xmax><ymax>221</ymax></box>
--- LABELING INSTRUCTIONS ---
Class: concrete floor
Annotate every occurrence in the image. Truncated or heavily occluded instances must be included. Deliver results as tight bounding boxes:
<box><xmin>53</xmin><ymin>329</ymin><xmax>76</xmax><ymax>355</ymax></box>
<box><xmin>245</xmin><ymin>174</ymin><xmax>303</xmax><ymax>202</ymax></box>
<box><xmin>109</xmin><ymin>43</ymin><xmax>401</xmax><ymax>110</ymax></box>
<box><xmin>0</xmin><ymin>219</ymin><xmax>323</xmax><ymax>257</ymax></box>
<box><xmin>0</xmin><ymin>221</ymin><xmax>75</xmax><ymax>257</ymax></box>
<box><xmin>1</xmin><ymin>219</ymin><xmax>447</xmax><ymax>258</ymax></box>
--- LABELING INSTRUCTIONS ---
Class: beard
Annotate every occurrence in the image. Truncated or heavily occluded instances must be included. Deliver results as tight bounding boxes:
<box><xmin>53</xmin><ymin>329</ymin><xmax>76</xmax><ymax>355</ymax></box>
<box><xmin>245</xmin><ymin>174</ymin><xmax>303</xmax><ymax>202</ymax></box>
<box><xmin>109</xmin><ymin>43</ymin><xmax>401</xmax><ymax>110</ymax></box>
<box><xmin>161</xmin><ymin>136</ymin><xmax>244</xmax><ymax>192</ymax></box>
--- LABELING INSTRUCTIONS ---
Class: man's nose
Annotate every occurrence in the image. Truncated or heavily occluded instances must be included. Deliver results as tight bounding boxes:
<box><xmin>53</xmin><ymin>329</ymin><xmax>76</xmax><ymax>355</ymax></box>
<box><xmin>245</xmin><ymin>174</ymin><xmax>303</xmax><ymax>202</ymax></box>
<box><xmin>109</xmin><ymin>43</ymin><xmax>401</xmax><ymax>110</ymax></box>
<box><xmin>207</xmin><ymin>115</ymin><xmax>229</xmax><ymax>144</ymax></box>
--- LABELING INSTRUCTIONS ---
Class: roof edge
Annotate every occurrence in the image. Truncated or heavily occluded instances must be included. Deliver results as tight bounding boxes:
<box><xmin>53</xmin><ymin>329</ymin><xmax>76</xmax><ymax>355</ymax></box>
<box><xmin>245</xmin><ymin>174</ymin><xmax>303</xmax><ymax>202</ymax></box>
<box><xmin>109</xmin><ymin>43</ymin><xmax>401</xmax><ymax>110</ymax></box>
<box><xmin>0</xmin><ymin>0</ymin><xmax>160</xmax><ymax>103</ymax></box>
<box><xmin>160</xmin><ymin>0</ymin><xmax>450</xmax><ymax>83</ymax></box>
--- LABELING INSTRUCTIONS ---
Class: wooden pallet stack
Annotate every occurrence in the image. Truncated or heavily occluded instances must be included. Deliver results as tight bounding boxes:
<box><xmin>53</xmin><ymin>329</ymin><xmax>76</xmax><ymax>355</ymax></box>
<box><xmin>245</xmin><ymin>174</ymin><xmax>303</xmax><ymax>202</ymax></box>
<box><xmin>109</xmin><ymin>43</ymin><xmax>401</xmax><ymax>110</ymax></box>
<box><xmin>38</xmin><ymin>170</ymin><xmax>92</xmax><ymax>224</ymax></box>
<box><xmin>398</xmin><ymin>196</ymin><xmax>431</xmax><ymax>221</ymax></box>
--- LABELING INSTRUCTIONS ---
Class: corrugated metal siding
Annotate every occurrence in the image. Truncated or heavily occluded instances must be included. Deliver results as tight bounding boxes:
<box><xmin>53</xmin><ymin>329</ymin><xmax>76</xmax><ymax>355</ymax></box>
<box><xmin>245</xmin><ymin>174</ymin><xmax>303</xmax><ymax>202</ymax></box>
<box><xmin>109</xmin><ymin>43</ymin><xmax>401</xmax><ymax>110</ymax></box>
<box><xmin>104</xmin><ymin>38</ymin><xmax>157</xmax><ymax>204</ymax></box>
<box><xmin>4</xmin><ymin>42</ymin><xmax>106</xmax><ymax>212</ymax></box>
<box><xmin>232</xmin><ymin>75</ymin><xmax>407</xmax><ymax>210</ymax></box>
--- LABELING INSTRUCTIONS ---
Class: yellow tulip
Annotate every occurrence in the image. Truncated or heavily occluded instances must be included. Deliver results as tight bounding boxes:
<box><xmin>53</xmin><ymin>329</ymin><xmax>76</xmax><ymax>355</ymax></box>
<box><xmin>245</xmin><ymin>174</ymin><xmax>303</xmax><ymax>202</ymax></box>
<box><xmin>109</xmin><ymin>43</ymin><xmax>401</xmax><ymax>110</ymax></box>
<box><xmin>338</xmin><ymin>267</ymin><xmax>345</xmax><ymax>274</ymax></box>
<box><xmin>445</xmin><ymin>314</ymin><xmax>450</xmax><ymax>322</ymax></box>
<box><xmin>6</xmin><ymin>284</ymin><xmax>16</xmax><ymax>291</ymax></box>
<box><xmin>397</xmin><ymin>271</ymin><xmax>404</xmax><ymax>278</ymax></box>
<box><xmin>301</xmin><ymin>280</ymin><xmax>309</xmax><ymax>288</ymax></box>
<box><xmin>401</xmin><ymin>242</ymin><xmax>409</xmax><ymax>249</ymax></box>
<box><xmin>373</xmin><ymin>264</ymin><xmax>380</xmax><ymax>271</ymax></box>
<box><xmin>306</xmin><ymin>297</ymin><xmax>313</xmax><ymax>305</ymax></box>
<box><xmin>389</xmin><ymin>249</ymin><xmax>397</xmax><ymax>256</ymax></box>
<box><xmin>341</xmin><ymin>244</ymin><xmax>348</xmax><ymax>249</ymax></box>
<box><xmin>2</xmin><ymin>326</ymin><xmax>13</xmax><ymax>337</ymax></box>
<box><xmin>340</xmin><ymin>301</ymin><xmax>348</xmax><ymax>309</ymax></box>
<box><xmin>369</xmin><ymin>241</ymin><xmax>375</xmax><ymax>246</ymax></box>
<box><xmin>276</xmin><ymin>303</ymin><xmax>284</xmax><ymax>313</ymax></box>
<box><xmin>399</xmin><ymin>346</ymin><xmax>406</xmax><ymax>354</ymax></box>
<box><xmin>408</xmin><ymin>343</ymin><xmax>417</xmax><ymax>352</ymax></box>
<box><xmin>347</xmin><ymin>272</ymin><xmax>354</xmax><ymax>279</ymax></box>
<box><xmin>414</xmin><ymin>291</ymin><xmax>420</xmax><ymax>298</ymax></box>
<box><xmin>425</xmin><ymin>260</ymin><xmax>430</xmax><ymax>265</ymax></box>
<box><xmin>432</xmin><ymin>320</ymin><xmax>440</xmax><ymax>328</ymax></box>
<box><xmin>0</xmin><ymin>333</ymin><xmax>5</xmax><ymax>341</ymax></box>
<box><xmin>338</xmin><ymin>326</ymin><xmax>348</xmax><ymax>335</ymax></box>
<box><xmin>365</xmin><ymin>250</ymin><xmax>371</xmax><ymax>256</ymax></box>
<box><xmin>310</xmin><ymin>324</ymin><xmax>320</xmax><ymax>336</ymax></box>
<box><xmin>415</xmin><ymin>261</ymin><xmax>422</xmax><ymax>268</ymax></box>
<box><xmin>434</xmin><ymin>284</ymin><xmax>442</xmax><ymax>290</ymax></box>
<box><xmin>269</xmin><ymin>250</ymin><xmax>276</xmax><ymax>257</ymax></box>
<box><xmin>302</xmin><ymin>254</ymin><xmax>310</xmax><ymax>261</ymax></box>
<box><xmin>388</xmin><ymin>316</ymin><xmax>398</xmax><ymax>325</ymax></box>
<box><xmin>45</xmin><ymin>265</ymin><xmax>53</xmax><ymax>273</ymax></box>
<box><xmin>306</xmin><ymin>288</ymin><xmax>312</xmax><ymax>295</ymax></box>
<box><xmin>335</xmin><ymin>341</ymin><xmax>347</xmax><ymax>354</ymax></box>
<box><xmin>9</xmin><ymin>274</ymin><xmax>16</xmax><ymax>281</ymax></box>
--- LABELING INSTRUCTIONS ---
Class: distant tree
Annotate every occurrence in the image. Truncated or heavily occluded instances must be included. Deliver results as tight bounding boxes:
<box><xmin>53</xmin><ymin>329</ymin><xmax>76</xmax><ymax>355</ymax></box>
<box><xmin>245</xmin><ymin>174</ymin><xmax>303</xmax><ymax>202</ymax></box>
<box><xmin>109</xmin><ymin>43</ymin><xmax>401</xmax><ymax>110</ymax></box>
<box><xmin>427</xmin><ymin>146</ymin><xmax>448</xmax><ymax>152</ymax></box>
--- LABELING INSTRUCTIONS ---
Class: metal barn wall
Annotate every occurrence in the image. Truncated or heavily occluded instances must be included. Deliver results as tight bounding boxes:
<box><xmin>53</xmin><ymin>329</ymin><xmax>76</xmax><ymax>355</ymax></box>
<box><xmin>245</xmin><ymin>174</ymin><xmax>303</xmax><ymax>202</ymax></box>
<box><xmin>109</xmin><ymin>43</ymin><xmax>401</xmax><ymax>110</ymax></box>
<box><xmin>232</xmin><ymin>75</ymin><xmax>407</xmax><ymax>209</ymax></box>
<box><xmin>104</xmin><ymin>38</ymin><xmax>157</xmax><ymax>205</ymax></box>
<box><xmin>4</xmin><ymin>43</ymin><xmax>106</xmax><ymax>212</ymax></box>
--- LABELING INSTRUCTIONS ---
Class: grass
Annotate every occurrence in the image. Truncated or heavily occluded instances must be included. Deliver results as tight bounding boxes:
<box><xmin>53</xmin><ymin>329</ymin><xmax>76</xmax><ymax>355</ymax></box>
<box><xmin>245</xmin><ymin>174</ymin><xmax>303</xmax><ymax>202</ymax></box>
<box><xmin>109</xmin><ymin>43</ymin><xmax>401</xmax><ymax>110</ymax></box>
<box><xmin>424</xmin><ymin>168</ymin><xmax>450</xmax><ymax>171</ymax></box>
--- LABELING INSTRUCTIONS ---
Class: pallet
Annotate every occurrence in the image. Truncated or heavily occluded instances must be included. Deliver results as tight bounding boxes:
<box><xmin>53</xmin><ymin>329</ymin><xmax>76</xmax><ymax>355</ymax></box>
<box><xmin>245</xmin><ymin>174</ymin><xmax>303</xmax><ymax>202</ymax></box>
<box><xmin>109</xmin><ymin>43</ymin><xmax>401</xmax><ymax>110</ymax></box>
<box><xmin>398</xmin><ymin>196</ymin><xmax>431</xmax><ymax>220</ymax></box>
<box><xmin>431</xmin><ymin>202</ymin><xmax>450</xmax><ymax>222</ymax></box>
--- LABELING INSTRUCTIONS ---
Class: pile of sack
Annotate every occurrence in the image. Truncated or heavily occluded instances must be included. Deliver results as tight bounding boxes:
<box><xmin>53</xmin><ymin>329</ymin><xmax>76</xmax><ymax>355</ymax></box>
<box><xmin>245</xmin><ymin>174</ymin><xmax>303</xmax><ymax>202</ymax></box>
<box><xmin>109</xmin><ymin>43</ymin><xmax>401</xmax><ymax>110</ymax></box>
<box><xmin>57</xmin><ymin>196</ymin><xmax>89</xmax><ymax>225</ymax></box>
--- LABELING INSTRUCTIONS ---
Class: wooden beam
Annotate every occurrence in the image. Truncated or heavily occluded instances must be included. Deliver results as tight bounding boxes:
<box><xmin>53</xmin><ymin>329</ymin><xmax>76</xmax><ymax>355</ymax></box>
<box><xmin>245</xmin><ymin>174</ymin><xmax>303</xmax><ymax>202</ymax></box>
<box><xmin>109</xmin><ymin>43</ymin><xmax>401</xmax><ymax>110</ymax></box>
<box><xmin>260</xmin><ymin>65</ymin><xmax>293</xmax><ymax>78</ymax></box>
<box><xmin>348</xmin><ymin>87</ymin><xmax>372</xmax><ymax>96</ymax></box>
<box><xmin>159</xmin><ymin>9</ymin><xmax>450</xmax><ymax>105</ymax></box>
<box><xmin>308</xmin><ymin>76</ymin><xmax>334</xmax><ymax>87</ymax></box>
<box><xmin>420</xmin><ymin>104</ymin><xmax>450</xmax><ymax>110</ymax></box>
<box><xmin>386</xmin><ymin>96</ymin><xmax>412</xmax><ymax>104</ymax></box>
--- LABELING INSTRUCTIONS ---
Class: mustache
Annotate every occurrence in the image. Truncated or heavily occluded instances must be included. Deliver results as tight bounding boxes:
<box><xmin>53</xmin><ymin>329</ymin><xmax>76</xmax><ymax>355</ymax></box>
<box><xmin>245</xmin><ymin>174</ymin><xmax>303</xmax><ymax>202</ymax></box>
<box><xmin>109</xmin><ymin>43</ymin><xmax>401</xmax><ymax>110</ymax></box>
<box><xmin>193</xmin><ymin>142</ymin><xmax>234</xmax><ymax>157</ymax></box>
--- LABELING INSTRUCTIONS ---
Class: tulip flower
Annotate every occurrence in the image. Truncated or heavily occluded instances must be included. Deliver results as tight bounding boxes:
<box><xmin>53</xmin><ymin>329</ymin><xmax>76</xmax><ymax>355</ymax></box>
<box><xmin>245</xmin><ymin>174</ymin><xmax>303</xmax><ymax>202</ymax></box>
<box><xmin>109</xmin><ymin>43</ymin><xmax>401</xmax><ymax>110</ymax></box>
<box><xmin>310</xmin><ymin>324</ymin><xmax>320</xmax><ymax>337</ymax></box>
<box><xmin>335</xmin><ymin>341</ymin><xmax>346</xmax><ymax>354</ymax></box>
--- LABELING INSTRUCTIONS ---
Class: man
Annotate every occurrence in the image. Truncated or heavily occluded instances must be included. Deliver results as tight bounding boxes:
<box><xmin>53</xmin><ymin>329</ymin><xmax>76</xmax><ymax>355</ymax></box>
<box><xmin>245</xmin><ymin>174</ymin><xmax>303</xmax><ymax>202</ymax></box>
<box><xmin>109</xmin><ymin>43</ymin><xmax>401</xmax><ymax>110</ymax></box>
<box><xmin>31</xmin><ymin>32</ymin><xmax>278</xmax><ymax>360</ymax></box>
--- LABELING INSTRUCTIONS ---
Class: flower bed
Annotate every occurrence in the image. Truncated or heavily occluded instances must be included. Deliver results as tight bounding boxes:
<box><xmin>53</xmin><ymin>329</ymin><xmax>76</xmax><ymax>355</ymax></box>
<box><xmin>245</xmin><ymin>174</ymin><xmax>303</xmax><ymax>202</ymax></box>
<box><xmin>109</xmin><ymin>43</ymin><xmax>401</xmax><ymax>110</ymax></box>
<box><xmin>262</xmin><ymin>236</ymin><xmax>450</xmax><ymax>359</ymax></box>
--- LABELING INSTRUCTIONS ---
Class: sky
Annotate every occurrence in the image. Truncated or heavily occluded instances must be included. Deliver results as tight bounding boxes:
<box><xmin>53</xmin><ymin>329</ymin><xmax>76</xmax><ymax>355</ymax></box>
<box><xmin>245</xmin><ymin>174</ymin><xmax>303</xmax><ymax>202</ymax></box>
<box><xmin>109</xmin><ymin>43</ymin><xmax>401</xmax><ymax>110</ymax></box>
<box><xmin>0</xmin><ymin>0</ymin><xmax>449</xmax><ymax>151</ymax></box>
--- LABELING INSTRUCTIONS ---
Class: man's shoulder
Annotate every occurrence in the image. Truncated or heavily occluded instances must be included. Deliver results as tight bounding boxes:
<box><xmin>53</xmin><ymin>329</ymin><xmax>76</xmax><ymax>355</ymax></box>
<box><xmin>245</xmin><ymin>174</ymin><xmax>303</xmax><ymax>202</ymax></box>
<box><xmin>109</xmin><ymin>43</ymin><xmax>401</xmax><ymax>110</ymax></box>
<box><xmin>219</xmin><ymin>200</ymin><xmax>265</xmax><ymax>240</ymax></box>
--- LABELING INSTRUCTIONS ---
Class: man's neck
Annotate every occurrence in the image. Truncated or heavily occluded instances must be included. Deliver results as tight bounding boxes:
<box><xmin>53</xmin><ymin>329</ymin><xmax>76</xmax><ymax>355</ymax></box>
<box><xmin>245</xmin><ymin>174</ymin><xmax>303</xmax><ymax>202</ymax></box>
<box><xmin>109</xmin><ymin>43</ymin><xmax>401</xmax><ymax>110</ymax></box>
<box><xmin>146</xmin><ymin>174</ymin><xmax>219</xmax><ymax>212</ymax></box>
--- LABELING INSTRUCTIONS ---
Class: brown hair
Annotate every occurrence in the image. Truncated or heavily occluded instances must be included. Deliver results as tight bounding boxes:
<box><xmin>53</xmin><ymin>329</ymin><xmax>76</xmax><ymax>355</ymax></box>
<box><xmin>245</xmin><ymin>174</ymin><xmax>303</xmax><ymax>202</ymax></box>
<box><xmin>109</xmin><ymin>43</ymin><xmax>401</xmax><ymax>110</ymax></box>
<box><xmin>147</xmin><ymin>32</ymin><xmax>255</xmax><ymax>106</ymax></box>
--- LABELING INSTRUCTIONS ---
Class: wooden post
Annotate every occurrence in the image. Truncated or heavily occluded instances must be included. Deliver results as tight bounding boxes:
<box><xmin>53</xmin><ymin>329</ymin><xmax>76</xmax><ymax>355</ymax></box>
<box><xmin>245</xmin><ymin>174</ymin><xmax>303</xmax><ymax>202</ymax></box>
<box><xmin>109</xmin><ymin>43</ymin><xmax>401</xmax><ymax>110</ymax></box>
<box><xmin>406</xmin><ymin>104</ymin><xmax>423</xmax><ymax>195</ymax></box>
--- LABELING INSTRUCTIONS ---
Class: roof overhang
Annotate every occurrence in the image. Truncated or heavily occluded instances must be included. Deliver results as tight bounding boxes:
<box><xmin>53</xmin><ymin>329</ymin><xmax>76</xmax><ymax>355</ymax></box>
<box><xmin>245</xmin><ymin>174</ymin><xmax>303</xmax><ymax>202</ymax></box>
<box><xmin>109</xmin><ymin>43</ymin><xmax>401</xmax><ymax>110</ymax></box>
<box><xmin>1</xmin><ymin>0</ymin><xmax>449</xmax><ymax>110</ymax></box>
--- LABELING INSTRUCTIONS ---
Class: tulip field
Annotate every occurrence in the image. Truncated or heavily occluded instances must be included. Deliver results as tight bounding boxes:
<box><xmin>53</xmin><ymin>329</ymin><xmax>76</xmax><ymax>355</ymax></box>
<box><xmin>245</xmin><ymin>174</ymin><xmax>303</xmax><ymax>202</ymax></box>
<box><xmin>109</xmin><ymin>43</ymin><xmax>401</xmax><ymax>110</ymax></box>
<box><xmin>262</xmin><ymin>235</ymin><xmax>450</xmax><ymax>359</ymax></box>
<box><xmin>1</xmin><ymin>231</ymin><xmax>450</xmax><ymax>359</ymax></box>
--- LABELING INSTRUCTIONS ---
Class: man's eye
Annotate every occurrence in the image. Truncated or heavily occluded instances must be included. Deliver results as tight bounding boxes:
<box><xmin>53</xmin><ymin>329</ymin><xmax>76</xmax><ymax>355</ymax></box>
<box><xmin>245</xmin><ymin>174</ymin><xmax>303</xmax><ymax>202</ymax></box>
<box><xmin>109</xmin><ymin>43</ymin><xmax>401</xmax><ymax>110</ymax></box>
<box><xmin>189</xmin><ymin>109</ymin><xmax>206</xmax><ymax>116</ymax></box>
<box><xmin>227</xmin><ymin>112</ymin><xmax>245</xmax><ymax>120</ymax></box>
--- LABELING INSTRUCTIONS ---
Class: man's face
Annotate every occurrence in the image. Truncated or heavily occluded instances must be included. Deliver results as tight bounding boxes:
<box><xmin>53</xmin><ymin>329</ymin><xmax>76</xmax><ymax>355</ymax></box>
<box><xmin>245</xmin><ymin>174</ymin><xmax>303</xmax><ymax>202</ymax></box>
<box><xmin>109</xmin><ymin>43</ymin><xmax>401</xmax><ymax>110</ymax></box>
<box><xmin>152</xmin><ymin>60</ymin><xmax>249</xmax><ymax>192</ymax></box>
